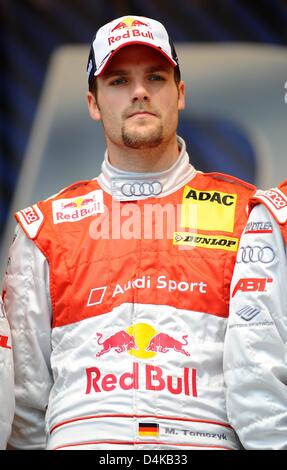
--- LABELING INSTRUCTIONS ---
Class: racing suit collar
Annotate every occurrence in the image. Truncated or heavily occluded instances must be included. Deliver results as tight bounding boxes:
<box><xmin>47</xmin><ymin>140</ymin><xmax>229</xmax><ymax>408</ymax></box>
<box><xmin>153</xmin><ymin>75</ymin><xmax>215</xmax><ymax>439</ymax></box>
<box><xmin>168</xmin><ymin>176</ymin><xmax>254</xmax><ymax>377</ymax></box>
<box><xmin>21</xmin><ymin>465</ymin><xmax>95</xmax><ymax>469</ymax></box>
<box><xmin>98</xmin><ymin>136</ymin><xmax>197</xmax><ymax>201</ymax></box>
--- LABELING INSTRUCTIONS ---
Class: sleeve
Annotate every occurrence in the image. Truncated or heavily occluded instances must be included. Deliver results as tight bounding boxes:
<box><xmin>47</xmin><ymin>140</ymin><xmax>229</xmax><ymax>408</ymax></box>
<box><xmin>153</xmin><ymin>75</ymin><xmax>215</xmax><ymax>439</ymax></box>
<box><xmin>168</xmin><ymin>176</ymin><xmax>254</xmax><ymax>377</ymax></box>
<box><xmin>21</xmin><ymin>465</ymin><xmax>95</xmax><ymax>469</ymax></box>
<box><xmin>2</xmin><ymin>225</ymin><xmax>53</xmax><ymax>450</ymax></box>
<box><xmin>0</xmin><ymin>301</ymin><xmax>14</xmax><ymax>450</ymax></box>
<box><xmin>224</xmin><ymin>204</ymin><xmax>287</xmax><ymax>450</ymax></box>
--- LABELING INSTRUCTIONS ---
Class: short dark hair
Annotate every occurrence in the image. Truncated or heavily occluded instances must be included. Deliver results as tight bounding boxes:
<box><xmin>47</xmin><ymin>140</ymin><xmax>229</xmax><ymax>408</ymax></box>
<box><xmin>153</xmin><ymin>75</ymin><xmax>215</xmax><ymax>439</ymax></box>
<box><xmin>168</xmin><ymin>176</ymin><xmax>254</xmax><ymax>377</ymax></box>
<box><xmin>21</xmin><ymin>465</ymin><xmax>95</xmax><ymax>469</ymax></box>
<box><xmin>90</xmin><ymin>65</ymin><xmax>181</xmax><ymax>99</ymax></box>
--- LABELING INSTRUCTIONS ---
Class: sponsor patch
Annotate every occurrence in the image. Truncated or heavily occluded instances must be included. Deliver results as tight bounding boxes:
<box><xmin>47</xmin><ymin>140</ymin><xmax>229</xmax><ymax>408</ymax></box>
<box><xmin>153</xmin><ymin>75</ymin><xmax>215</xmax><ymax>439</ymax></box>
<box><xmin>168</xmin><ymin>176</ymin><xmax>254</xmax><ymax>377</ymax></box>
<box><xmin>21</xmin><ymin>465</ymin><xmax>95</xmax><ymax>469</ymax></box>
<box><xmin>252</xmin><ymin>188</ymin><xmax>287</xmax><ymax>223</ymax></box>
<box><xmin>138</xmin><ymin>423</ymin><xmax>159</xmax><ymax>437</ymax></box>
<box><xmin>236</xmin><ymin>306</ymin><xmax>261</xmax><ymax>321</ymax></box>
<box><xmin>181</xmin><ymin>186</ymin><xmax>237</xmax><ymax>232</ymax></box>
<box><xmin>232</xmin><ymin>277</ymin><xmax>272</xmax><ymax>297</ymax></box>
<box><xmin>173</xmin><ymin>232</ymin><xmax>238</xmax><ymax>251</ymax></box>
<box><xmin>16</xmin><ymin>205</ymin><xmax>44</xmax><ymax>239</ymax></box>
<box><xmin>236</xmin><ymin>245</ymin><xmax>275</xmax><ymax>264</ymax></box>
<box><xmin>244</xmin><ymin>221</ymin><xmax>273</xmax><ymax>234</ymax></box>
<box><xmin>52</xmin><ymin>190</ymin><xmax>104</xmax><ymax>224</ymax></box>
<box><xmin>108</xmin><ymin>17</ymin><xmax>153</xmax><ymax>46</ymax></box>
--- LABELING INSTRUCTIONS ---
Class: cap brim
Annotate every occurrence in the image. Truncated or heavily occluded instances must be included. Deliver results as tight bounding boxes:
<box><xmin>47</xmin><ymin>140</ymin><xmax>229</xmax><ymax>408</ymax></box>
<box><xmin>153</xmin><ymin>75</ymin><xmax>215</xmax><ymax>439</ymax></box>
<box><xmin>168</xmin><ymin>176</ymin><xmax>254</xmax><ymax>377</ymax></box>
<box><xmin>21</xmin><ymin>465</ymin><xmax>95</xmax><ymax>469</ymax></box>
<box><xmin>94</xmin><ymin>40</ymin><xmax>178</xmax><ymax>78</ymax></box>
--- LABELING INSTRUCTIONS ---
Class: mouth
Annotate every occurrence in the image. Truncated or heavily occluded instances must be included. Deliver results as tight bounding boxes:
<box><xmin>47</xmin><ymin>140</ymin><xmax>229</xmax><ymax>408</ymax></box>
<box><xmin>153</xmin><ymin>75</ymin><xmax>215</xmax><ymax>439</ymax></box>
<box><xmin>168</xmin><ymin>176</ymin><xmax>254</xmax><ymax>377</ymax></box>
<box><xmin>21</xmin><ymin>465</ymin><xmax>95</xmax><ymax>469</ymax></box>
<box><xmin>128</xmin><ymin>111</ymin><xmax>157</xmax><ymax>118</ymax></box>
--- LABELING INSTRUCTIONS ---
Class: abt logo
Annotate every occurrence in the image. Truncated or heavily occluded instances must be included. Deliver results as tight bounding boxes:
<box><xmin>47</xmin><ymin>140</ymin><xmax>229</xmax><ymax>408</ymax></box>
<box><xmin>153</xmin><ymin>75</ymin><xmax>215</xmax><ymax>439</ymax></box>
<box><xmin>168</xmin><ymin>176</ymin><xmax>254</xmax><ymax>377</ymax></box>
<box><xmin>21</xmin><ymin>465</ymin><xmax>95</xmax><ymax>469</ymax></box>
<box><xmin>232</xmin><ymin>278</ymin><xmax>272</xmax><ymax>297</ymax></box>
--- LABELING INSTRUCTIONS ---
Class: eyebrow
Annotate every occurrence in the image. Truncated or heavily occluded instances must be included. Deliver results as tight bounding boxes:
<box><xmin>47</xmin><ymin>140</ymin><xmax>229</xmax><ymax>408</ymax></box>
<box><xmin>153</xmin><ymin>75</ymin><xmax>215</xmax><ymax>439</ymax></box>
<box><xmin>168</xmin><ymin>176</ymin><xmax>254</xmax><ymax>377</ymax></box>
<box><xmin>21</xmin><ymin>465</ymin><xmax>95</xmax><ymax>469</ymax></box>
<box><xmin>102</xmin><ymin>65</ymin><xmax>171</xmax><ymax>79</ymax></box>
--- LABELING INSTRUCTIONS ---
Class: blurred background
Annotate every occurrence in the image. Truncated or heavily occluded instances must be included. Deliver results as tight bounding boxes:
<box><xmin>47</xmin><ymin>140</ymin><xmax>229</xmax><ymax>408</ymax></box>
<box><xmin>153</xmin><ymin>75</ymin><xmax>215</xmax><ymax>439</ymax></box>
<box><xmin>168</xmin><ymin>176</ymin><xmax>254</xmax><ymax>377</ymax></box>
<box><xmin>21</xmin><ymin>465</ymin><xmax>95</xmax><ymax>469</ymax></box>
<box><xmin>1</xmin><ymin>0</ymin><xmax>287</xmax><ymax>277</ymax></box>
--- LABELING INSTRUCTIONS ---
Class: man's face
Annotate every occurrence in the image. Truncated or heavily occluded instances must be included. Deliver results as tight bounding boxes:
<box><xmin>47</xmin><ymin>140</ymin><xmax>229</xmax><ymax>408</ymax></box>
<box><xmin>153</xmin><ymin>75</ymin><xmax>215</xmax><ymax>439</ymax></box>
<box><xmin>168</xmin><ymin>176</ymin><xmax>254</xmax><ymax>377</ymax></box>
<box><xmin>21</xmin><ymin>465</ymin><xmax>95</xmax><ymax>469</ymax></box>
<box><xmin>87</xmin><ymin>45</ymin><xmax>185</xmax><ymax>150</ymax></box>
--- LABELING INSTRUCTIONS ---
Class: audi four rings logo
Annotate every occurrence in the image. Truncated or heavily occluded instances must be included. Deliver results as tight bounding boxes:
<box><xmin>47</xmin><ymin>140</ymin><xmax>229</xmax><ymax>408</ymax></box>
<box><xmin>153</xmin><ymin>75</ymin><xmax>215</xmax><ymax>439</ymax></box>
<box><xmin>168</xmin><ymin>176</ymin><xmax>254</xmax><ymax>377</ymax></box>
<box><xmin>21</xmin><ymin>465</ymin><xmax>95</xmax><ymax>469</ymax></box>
<box><xmin>237</xmin><ymin>245</ymin><xmax>275</xmax><ymax>264</ymax></box>
<box><xmin>121</xmin><ymin>181</ymin><xmax>163</xmax><ymax>197</ymax></box>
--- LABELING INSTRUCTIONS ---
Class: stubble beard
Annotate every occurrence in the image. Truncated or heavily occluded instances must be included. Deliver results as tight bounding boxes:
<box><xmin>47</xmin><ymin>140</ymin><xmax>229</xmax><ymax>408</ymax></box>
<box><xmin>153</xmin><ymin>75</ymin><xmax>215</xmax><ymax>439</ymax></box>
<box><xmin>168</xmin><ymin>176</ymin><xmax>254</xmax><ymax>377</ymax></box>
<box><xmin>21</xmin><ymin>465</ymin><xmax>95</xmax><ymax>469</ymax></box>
<box><xmin>121</xmin><ymin>121</ymin><xmax>164</xmax><ymax>149</ymax></box>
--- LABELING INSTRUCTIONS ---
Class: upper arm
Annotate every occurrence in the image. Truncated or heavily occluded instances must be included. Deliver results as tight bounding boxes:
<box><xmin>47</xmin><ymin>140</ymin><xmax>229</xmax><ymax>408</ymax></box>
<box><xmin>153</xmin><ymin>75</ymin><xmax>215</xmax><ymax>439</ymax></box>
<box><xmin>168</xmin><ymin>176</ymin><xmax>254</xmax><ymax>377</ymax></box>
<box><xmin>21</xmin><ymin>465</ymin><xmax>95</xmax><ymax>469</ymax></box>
<box><xmin>224</xmin><ymin>204</ymin><xmax>287</xmax><ymax>449</ymax></box>
<box><xmin>3</xmin><ymin>225</ymin><xmax>53</xmax><ymax>449</ymax></box>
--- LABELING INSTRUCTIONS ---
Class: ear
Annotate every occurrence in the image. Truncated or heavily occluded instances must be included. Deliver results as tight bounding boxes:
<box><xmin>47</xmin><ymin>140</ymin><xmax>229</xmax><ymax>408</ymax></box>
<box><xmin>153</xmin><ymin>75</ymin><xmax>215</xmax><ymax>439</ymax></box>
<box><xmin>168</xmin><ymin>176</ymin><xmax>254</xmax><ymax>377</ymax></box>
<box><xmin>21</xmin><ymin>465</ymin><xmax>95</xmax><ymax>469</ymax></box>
<box><xmin>177</xmin><ymin>80</ymin><xmax>185</xmax><ymax>112</ymax></box>
<box><xmin>87</xmin><ymin>91</ymin><xmax>101</xmax><ymax>121</ymax></box>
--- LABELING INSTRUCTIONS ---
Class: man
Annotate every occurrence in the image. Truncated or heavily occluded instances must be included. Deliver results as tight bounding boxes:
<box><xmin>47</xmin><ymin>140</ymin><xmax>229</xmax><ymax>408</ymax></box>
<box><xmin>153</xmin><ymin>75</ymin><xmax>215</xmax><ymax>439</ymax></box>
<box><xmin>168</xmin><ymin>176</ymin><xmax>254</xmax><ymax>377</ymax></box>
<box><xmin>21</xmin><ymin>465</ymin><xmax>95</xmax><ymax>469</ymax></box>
<box><xmin>224</xmin><ymin>182</ymin><xmax>287</xmax><ymax>449</ymax></box>
<box><xmin>3</xmin><ymin>15</ymin><xmax>255</xmax><ymax>450</ymax></box>
<box><xmin>0</xmin><ymin>297</ymin><xmax>14</xmax><ymax>449</ymax></box>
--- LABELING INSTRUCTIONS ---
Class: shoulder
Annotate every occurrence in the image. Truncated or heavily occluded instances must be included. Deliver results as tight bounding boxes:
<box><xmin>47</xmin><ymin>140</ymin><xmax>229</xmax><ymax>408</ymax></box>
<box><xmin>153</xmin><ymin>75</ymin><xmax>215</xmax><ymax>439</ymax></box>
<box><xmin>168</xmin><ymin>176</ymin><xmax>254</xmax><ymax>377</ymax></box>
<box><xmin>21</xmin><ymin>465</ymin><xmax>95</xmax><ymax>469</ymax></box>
<box><xmin>249</xmin><ymin>183</ymin><xmax>287</xmax><ymax>225</ymax></box>
<box><xmin>14</xmin><ymin>179</ymin><xmax>100</xmax><ymax>240</ymax></box>
<box><xmin>46</xmin><ymin>178</ymin><xmax>100</xmax><ymax>201</ymax></box>
<box><xmin>191</xmin><ymin>172</ymin><xmax>256</xmax><ymax>203</ymax></box>
<box><xmin>200</xmin><ymin>172</ymin><xmax>256</xmax><ymax>193</ymax></box>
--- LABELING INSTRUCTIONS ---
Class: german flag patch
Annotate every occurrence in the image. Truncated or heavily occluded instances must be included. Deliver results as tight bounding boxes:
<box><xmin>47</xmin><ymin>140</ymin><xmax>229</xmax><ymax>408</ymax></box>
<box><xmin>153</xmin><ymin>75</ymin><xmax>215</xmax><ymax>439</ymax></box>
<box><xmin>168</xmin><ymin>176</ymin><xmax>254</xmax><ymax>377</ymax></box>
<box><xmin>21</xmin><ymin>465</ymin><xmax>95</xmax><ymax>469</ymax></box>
<box><xmin>138</xmin><ymin>422</ymin><xmax>159</xmax><ymax>437</ymax></box>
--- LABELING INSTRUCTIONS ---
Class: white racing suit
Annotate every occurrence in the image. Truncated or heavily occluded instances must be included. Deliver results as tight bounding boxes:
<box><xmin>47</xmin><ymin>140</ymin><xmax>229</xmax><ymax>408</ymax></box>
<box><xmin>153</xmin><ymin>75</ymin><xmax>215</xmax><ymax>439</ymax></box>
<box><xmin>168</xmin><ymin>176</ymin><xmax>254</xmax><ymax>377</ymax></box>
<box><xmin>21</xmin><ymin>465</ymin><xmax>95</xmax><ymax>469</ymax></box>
<box><xmin>0</xmin><ymin>296</ymin><xmax>14</xmax><ymax>449</ymax></box>
<box><xmin>3</xmin><ymin>137</ymin><xmax>255</xmax><ymax>450</ymax></box>
<box><xmin>224</xmin><ymin>184</ymin><xmax>287</xmax><ymax>449</ymax></box>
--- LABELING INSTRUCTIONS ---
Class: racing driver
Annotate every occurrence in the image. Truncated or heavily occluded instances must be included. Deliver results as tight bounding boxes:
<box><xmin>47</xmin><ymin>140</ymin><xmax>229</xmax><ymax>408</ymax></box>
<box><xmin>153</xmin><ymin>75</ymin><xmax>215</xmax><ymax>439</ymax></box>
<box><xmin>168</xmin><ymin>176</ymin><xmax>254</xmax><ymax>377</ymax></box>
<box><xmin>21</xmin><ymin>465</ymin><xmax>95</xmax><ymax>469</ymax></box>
<box><xmin>0</xmin><ymin>296</ymin><xmax>14</xmax><ymax>449</ymax></box>
<box><xmin>224</xmin><ymin>181</ymin><xmax>287</xmax><ymax>449</ymax></box>
<box><xmin>3</xmin><ymin>15</ymin><xmax>256</xmax><ymax>450</ymax></box>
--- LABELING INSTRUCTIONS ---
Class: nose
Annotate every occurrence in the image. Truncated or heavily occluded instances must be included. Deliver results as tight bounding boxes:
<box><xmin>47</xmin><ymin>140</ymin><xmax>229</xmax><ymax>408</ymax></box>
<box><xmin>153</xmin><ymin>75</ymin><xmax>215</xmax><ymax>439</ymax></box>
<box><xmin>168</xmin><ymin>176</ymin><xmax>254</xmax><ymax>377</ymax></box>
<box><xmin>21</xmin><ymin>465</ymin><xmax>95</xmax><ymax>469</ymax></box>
<box><xmin>131</xmin><ymin>81</ymin><xmax>150</xmax><ymax>103</ymax></box>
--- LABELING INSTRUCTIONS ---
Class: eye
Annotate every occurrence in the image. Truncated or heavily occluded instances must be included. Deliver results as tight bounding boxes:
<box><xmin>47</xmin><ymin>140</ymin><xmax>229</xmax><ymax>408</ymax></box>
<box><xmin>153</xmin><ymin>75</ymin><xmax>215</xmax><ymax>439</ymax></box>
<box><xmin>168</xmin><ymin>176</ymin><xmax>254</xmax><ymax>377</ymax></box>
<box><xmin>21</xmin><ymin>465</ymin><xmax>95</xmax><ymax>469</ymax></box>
<box><xmin>109</xmin><ymin>77</ymin><xmax>127</xmax><ymax>86</ymax></box>
<box><xmin>148</xmin><ymin>74</ymin><xmax>165</xmax><ymax>81</ymax></box>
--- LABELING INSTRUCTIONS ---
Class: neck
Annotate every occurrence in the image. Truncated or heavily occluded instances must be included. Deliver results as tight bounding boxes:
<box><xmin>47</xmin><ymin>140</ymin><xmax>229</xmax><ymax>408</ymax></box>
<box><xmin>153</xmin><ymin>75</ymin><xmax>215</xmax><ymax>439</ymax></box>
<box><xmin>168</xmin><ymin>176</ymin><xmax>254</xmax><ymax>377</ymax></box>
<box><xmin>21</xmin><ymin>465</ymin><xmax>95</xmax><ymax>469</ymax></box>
<box><xmin>98</xmin><ymin>136</ymin><xmax>197</xmax><ymax>201</ymax></box>
<box><xmin>106</xmin><ymin>135</ymin><xmax>180</xmax><ymax>173</ymax></box>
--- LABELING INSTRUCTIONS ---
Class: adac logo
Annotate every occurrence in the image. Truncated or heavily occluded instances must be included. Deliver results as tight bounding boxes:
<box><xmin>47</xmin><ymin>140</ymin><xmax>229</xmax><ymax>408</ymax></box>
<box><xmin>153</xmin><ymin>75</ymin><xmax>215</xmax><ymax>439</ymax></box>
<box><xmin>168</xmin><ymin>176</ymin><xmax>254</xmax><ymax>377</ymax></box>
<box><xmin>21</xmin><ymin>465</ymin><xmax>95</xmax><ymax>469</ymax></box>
<box><xmin>95</xmin><ymin>323</ymin><xmax>190</xmax><ymax>359</ymax></box>
<box><xmin>181</xmin><ymin>185</ymin><xmax>237</xmax><ymax>233</ymax></box>
<box><xmin>111</xmin><ymin>17</ymin><xmax>149</xmax><ymax>33</ymax></box>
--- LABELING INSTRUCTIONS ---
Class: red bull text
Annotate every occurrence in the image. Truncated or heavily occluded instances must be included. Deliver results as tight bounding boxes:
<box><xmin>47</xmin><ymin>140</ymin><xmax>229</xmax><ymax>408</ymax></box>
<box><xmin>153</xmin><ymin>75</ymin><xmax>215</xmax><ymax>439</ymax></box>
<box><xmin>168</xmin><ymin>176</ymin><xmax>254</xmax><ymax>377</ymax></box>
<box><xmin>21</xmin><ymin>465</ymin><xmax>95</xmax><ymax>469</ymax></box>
<box><xmin>108</xmin><ymin>29</ymin><xmax>154</xmax><ymax>46</ymax></box>
<box><xmin>86</xmin><ymin>363</ymin><xmax>197</xmax><ymax>397</ymax></box>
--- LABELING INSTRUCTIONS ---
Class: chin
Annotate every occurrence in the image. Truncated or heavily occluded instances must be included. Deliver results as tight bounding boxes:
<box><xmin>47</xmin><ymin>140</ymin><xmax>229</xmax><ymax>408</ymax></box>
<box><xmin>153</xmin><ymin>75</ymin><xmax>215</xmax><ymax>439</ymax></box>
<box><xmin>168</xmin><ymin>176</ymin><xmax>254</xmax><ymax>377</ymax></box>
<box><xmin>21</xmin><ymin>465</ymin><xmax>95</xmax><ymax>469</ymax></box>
<box><xmin>122</xmin><ymin>125</ymin><xmax>164</xmax><ymax>149</ymax></box>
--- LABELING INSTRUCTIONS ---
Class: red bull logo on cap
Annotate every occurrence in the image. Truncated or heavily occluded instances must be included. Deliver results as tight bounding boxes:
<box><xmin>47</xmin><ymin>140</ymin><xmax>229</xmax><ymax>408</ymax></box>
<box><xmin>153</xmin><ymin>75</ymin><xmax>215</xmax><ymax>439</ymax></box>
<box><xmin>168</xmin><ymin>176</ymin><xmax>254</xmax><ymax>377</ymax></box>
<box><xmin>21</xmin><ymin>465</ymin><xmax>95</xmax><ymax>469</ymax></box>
<box><xmin>108</xmin><ymin>17</ymin><xmax>154</xmax><ymax>47</ymax></box>
<box><xmin>111</xmin><ymin>17</ymin><xmax>149</xmax><ymax>32</ymax></box>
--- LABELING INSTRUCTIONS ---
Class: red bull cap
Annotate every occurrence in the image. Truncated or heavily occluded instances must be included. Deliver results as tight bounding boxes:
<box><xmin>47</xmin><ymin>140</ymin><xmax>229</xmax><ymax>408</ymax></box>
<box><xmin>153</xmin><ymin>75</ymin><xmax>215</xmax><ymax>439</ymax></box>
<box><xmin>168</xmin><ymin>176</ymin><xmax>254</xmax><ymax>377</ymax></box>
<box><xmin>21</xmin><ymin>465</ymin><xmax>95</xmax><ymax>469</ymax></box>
<box><xmin>87</xmin><ymin>15</ymin><xmax>179</xmax><ymax>89</ymax></box>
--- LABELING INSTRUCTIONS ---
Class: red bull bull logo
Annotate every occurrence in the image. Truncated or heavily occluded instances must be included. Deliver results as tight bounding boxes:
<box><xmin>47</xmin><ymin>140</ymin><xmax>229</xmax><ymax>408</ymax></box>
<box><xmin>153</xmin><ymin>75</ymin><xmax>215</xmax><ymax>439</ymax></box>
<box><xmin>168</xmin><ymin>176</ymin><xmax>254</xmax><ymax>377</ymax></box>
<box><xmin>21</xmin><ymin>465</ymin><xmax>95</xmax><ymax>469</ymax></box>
<box><xmin>146</xmin><ymin>333</ymin><xmax>190</xmax><ymax>356</ymax></box>
<box><xmin>108</xmin><ymin>17</ymin><xmax>154</xmax><ymax>47</ymax></box>
<box><xmin>62</xmin><ymin>197</ymin><xmax>95</xmax><ymax>210</ymax></box>
<box><xmin>52</xmin><ymin>189</ymin><xmax>104</xmax><ymax>225</ymax></box>
<box><xmin>95</xmin><ymin>323</ymin><xmax>190</xmax><ymax>359</ymax></box>
<box><xmin>96</xmin><ymin>330</ymin><xmax>137</xmax><ymax>356</ymax></box>
<box><xmin>111</xmin><ymin>17</ymin><xmax>149</xmax><ymax>32</ymax></box>
<box><xmin>87</xmin><ymin>323</ymin><xmax>197</xmax><ymax>397</ymax></box>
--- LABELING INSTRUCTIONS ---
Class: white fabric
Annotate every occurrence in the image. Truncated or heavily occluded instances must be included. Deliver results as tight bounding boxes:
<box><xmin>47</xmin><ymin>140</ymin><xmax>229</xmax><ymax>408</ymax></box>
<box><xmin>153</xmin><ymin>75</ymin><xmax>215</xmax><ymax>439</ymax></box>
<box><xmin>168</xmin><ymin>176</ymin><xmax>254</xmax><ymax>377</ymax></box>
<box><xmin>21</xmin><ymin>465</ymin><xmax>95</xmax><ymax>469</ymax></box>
<box><xmin>224</xmin><ymin>204</ymin><xmax>287</xmax><ymax>449</ymax></box>
<box><xmin>3</xmin><ymin>225</ymin><xmax>52</xmax><ymax>449</ymax></box>
<box><xmin>98</xmin><ymin>136</ymin><xmax>196</xmax><ymax>201</ymax></box>
<box><xmin>4</xmin><ymin>225</ymin><xmax>240</xmax><ymax>451</ymax></box>
<box><xmin>89</xmin><ymin>15</ymin><xmax>178</xmax><ymax>78</ymax></box>
<box><xmin>3</xmin><ymin>143</ymin><xmax>243</xmax><ymax>450</ymax></box>
<box><xmin>0</xmin><ymin>298</ymin><xmax>14</xmax><ymax>449</ymax></box>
